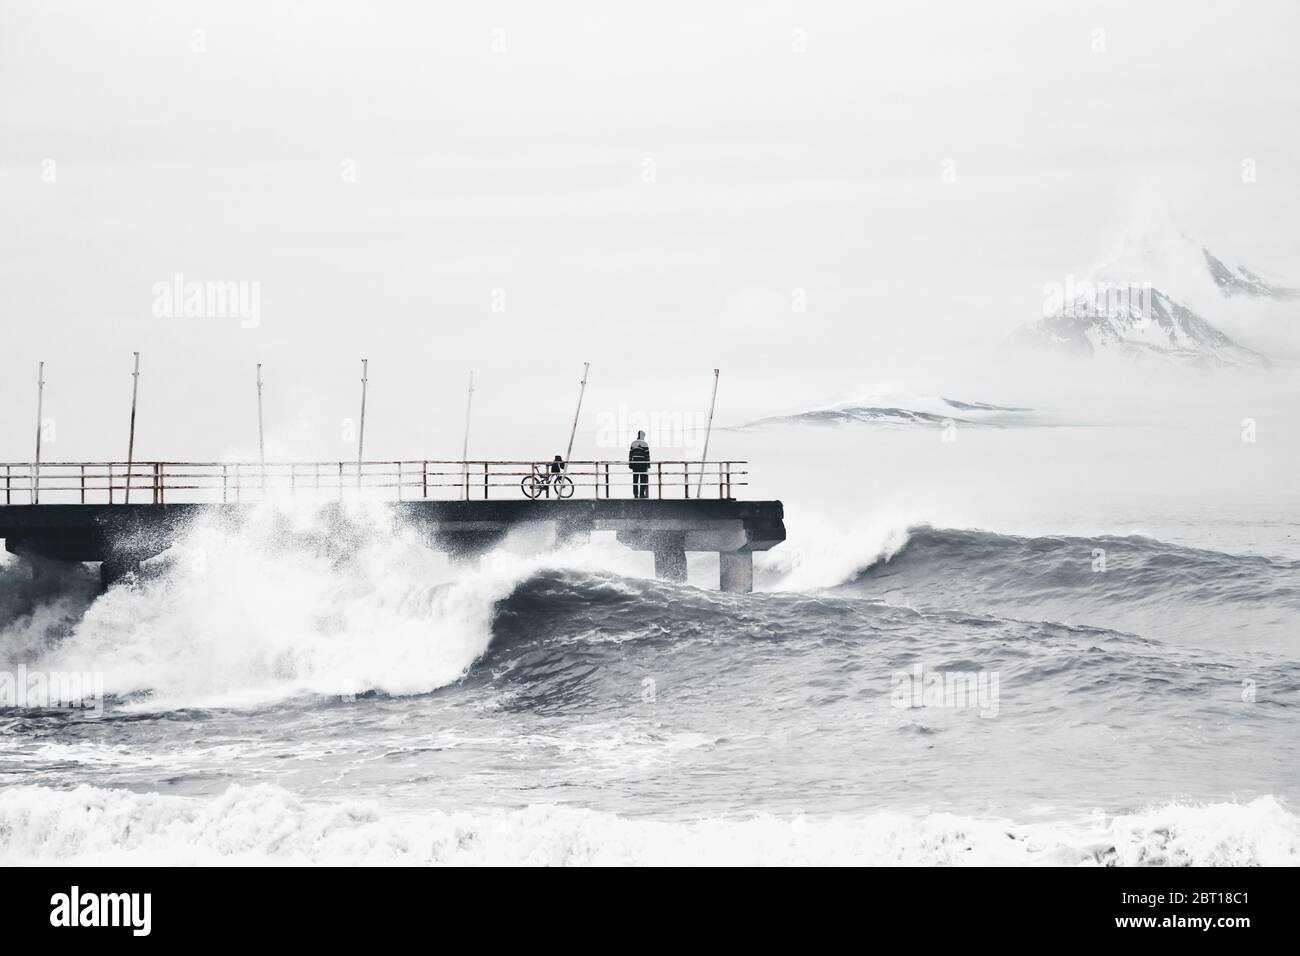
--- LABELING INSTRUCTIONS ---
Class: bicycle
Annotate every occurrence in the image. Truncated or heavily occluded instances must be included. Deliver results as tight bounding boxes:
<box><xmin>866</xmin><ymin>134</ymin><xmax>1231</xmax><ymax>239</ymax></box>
<box><xmin>520</xmin><ymin>462</ymin><xmax>574</xmax><ymax>499</ymax></box>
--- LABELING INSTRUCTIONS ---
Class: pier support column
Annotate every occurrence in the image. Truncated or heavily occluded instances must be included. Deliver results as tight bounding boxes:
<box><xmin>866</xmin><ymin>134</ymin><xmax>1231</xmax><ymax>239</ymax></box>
<box><xmin>719</xmin><ymin>551</ymin><xmax>753</xmax><ymax>594</ymax></box>
<box><xmin>653</xmin><ymin>545</ymin><xmax>687</xmax><ymax>583</ymax></box>
<box><xmin>29</xmin><ymin>556</ymin><xmax>67</xmax><ymax>594</ymax></box>
<box><xmin>99</xmin><ymin>558</ymin><xmax>138</xmax><ymax>591</ymax></box>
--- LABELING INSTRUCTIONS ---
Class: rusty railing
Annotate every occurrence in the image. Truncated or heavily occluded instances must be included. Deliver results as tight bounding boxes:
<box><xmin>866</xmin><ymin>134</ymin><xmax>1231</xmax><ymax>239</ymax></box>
<box><xmin>0</xmin><ymin>460</ymin><xmax>747</xmax><ymax>505</ymax></box>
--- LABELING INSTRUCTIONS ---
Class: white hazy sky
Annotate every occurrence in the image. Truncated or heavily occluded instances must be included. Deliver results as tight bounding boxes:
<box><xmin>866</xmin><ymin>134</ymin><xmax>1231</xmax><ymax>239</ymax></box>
<box><xmin>2</xmin><ymin>0</ymin><xmax>1299</xmax><ymax>462</ymax></box>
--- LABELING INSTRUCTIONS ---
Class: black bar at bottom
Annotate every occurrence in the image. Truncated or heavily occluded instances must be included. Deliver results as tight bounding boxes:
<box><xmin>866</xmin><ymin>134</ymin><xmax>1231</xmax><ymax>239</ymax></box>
<box><xmin>0</xmin><ymin>866</ymin><xmax>1288</xmax><ymax>943</ymax></box>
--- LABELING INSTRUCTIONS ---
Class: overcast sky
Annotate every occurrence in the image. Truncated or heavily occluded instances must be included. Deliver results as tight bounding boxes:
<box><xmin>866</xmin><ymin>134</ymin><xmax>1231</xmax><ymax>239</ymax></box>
<box><xmin>2</xmin><ymin>0</ymin><xmax>1298</xmax><ymax>462</ymax></box>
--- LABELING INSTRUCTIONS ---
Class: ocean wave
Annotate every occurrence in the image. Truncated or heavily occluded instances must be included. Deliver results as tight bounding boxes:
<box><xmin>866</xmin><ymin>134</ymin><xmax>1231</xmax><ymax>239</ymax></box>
<box><xmin>843</xmin><ymin>526</ymin><xmax>1300</xmax><ymax>599</ymax></box>
<box><xmin>827</xmin><ymin>525</ymin><xmax>1300</xmax><ymax>650</ymax></box>
<box><xmin>3</xmin><ymin>508</ymin><xmax>1296</xmax><ymax>714</ymax></box>
<box><xmin>0</xmin><ymin>503</ymin><xmax>690</xmax><ymax>711</ymax></box>
<box><xmin>0</xmin><ymin>783</ymin><xmax>1295</xmax><ymax>866</ymax></box>
<box><xmin>1</xmin><ymin>503</ymin><xmax>546</xmax><ymax>710</ymax></box>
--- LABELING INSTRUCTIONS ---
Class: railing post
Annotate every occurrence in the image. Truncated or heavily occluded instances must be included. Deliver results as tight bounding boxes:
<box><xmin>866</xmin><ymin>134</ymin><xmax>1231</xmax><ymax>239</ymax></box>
<box><xmin>107</xmin><ymin>464</ymin><xmax>112</xmax><ymax>505</ymax></box>
<box><xmin>683</xmin><ymin>462</ymin><xmax>689</xmax><ymax>499</ymax></box>
<box><xmin>657</xmin><ymin>462</ymin><xmax>662</xmax><ymax>500</ymax></box>
<box><xmin>604</xmin><ymin>462</ymin><xmax>609</xmax><ymax>499</ymax></box>
<box><xmin>222</xmin><ymin>464</ymin><xmax>228</xmax><ymax>503</ymax></box>
<box><xmin>338</xmin><ymin>462</ymin><xmax>343</xmax><ymax>500</ymax></box>
<box><xmin>5</xmin><ymin>464</ymin><xmax>10</xmax><ymax>505</ymax></box>
<box><xmin>397</xmin><ymin>461</ymin><xmax>402</xmax><ymax>501</ymax></box>
<box><xmin>422</xmin><ymin>461</ymin><xmax>428</xmax><ymax>499</ymax></box>
<box><xmin>81</xmin><ymin>464</ymin><xmax>86</xmax><ymax>504</ymax></box>
<box><xmin>483</xmin><ymin>462</ymin><xmax>488</xmax><ymax>500</ymax></box>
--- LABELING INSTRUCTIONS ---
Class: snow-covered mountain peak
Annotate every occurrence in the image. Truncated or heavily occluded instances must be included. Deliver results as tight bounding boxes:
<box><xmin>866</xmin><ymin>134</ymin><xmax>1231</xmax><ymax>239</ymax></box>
<box><xmin>1008</xmin><ymin>220</ymin><xmax>1292</xmax><ymax>370</ymax></box>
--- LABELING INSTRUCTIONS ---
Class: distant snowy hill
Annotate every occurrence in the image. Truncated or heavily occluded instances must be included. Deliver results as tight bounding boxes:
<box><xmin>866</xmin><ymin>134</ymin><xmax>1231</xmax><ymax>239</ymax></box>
<box><xmin>1008</xmin><ymin>286</ymin><xmax>1271</xmax><ymax>369</ymax></box>
<box><xmin>1008</xmin><ymin>221</ymin><xmax>1293</xmax><ymax>370</ymax></box>
<box><xmin>733</xmin><ymin>392</ymin><xmax>1037</xmax><ymax>429</ymax></box>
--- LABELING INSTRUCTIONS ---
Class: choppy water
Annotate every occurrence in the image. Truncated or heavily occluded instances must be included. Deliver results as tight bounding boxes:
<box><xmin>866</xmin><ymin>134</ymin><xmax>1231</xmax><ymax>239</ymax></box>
<box><xmin>1</xmin><ymin>424</ymin><xmax>1299</xmax><ymax>865</ymax></box>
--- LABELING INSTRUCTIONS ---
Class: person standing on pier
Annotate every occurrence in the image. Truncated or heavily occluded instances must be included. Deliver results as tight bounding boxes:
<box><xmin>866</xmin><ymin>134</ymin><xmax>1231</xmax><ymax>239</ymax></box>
<box><xmin>628</xmin><ymin>431</ymin><xmax>651</xmax><ymax>498</ymax></box>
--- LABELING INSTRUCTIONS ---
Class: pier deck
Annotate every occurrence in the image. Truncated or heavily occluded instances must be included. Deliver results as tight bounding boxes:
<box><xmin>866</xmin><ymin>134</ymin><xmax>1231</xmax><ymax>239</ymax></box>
<box><xmin>0</xmin><ymin>460</ymin><xmax>784</xmax><ymax>593</ymax></box>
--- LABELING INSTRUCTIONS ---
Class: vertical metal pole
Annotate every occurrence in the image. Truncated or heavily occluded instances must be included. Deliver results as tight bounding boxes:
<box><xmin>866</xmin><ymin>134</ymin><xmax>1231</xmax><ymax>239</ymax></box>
<box><xmin>33</xmin><ymin>361</ymin><xmax>44</xmax><ymax>504</ymax></box>
<box><xmin>125</xmin><ymin>351</ymin><xmax>140</xmax><ymax>504</ymax></box>
<box><xmin>357</xmin><ymin>359</ymin><xmax>368</xmax><ymax>491</ymax></box>
<box><xmin>257</xmin><ymin>363</ymin><xmax>266</xmax><ymax>492</ymax></box>
<box><xmin>461</xmin><ymin>371</ymin><xmax>474</xmax><ymax>501</ymax></box>
<box><xmin>696</xmin><ymin>368</ymin><xmax>720</xmax><ymax>495</ymax></box>
<box><xmin>565</xmin><ymin>361</ymin><xmax>590</xmax><ymax>464</ymax></box>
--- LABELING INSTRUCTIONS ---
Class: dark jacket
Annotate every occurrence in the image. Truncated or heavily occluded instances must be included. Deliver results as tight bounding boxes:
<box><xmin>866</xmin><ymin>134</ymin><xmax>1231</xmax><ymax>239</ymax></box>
<box><xmin>628</xmin><ymin>439</ymin><xmax>650</xmax><ymax>471</ymax></box>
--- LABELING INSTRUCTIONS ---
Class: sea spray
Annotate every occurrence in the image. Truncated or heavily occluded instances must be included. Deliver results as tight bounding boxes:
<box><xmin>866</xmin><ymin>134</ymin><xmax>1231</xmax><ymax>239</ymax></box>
<box><xmin>5</xmin><ymin>500</ymin><xmax>668</xmax><ymax>711</ymax></box>
<box><xmin>756</xmin><ymin>514</ymin><xmax>915</xmax><ymax>592</ymax></box>
<box><xmin>0</xmin><ymin>553</ymin><xmax>99</xmax><ymax>667</ymax></box>
<box><xmin>24</xmin><ymin>502</ymin><xmax>560</xmax><ymax>709</ymax></box>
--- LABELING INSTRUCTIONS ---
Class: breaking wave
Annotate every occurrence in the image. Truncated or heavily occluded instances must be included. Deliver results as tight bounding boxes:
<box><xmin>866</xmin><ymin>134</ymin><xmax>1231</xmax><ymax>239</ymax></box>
<box><xmin>0</xmin><ymin>502</ymin><xmax>642</xmax><ymax>710</ymax></box>
<box><xmin>1</xmin><ymin>510</ymin><xmax>1297</xmax><ymax>713</ymax></box>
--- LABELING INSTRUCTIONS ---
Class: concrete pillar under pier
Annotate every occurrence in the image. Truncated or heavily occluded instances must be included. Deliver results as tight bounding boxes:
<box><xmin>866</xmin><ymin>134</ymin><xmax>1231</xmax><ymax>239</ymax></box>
<box><xmin>719</xmin><ymin>551</ymin><xmax>753</xmax><ymax>594</ymax></box>
<box><xmin>653</xmin><ymin>546</ymin><xmax>687</xmax><ymax>583</ymax></box>
<box><xmin>99</xmin><ymin>558</ymin><xmax>139</xmax><ymax>591</ymax></box>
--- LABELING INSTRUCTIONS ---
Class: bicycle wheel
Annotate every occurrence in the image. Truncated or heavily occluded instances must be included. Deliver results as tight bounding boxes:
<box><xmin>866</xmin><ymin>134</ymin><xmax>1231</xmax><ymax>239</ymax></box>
<box><xmin>520</xmin><ymin>474</ymin><xmax>541</xmax><ymax>499</ymax></box>
<box><xmin>552</xmin><ymin>474</ymin><xmax>574</xmax><ymax>499</ymax></box>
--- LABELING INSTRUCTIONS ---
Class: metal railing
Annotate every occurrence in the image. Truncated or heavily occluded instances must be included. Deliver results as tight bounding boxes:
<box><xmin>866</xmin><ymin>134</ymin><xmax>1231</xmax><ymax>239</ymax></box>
<box><xmin>0</xmin><ymin>460</ymin><xmax>747</xmax><ymax>505</ymax></box>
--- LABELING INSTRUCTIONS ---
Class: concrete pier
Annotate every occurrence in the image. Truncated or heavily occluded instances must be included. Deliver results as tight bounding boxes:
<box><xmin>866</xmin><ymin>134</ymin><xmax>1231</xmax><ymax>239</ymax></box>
<box><xmin>0</xmin><ymin>499</ymin><xmax>784</xmax><ymax>593</ymax></box>
<box><xmin>719</xmin><ymin>551</ymin><xmax>754</xmax><ymax>595</ymax></box>
<box><xmin>652</xmin><ymin>537</ymin><xmax>688</xmax><ymax>583</ymax></box>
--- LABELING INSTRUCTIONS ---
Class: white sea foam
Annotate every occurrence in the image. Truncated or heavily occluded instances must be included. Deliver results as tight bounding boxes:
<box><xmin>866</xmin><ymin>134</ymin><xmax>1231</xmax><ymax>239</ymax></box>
<box><xmin>0</xmin><ymin>502</ymin><xmax>662</xmax><ymax>711</ymax></box>
<box><xmin>0</xmin><ymin>783</ymin><xmax>1294</xmax><ymax>866</ymax></box>
<box><xmin>758</xmin><ymin>515</ymin><xmax>914</xmax><ymax>592</ymax></box>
